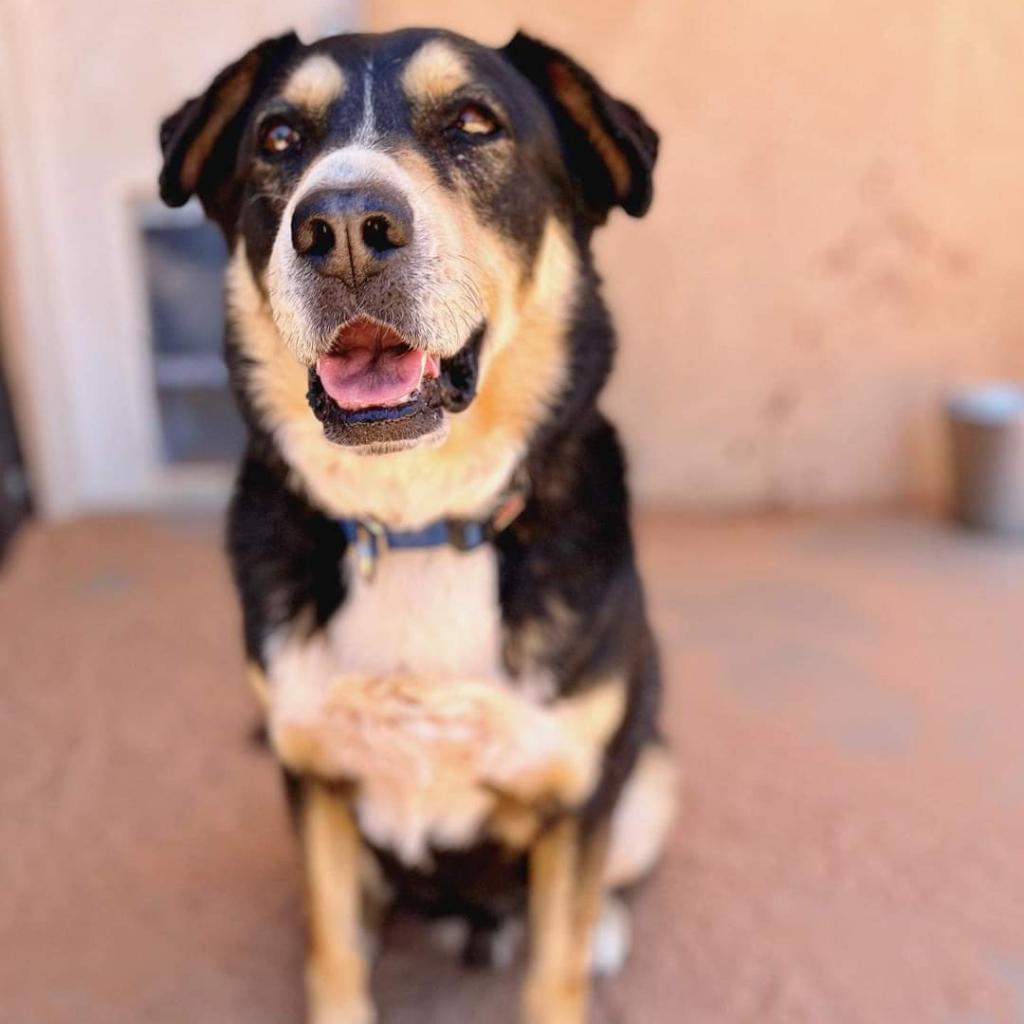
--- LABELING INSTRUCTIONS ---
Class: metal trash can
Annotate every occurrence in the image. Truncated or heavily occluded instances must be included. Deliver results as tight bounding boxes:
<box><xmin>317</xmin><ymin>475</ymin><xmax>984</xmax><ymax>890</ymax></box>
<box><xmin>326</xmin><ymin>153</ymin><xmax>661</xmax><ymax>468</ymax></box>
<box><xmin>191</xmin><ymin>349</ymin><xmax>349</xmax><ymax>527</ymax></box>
<box><xmin>947</xmin><ymin>383</ymin><xmax>1024</xmax><ymax>534</ymax></box>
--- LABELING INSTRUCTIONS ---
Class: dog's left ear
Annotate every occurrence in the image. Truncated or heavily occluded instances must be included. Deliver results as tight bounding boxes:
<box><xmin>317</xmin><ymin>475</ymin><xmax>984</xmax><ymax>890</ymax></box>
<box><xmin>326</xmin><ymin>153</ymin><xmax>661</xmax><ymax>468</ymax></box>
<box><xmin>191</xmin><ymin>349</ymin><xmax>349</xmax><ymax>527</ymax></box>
<box><xmin>159</xmin><ymin>32</ymin><xmax>300</xmax><ymax>225</ymax></box>
<box><xmin>501</xmin><ymin>31</ymin><xmax>658</xmax><ymax>222</ymax></box>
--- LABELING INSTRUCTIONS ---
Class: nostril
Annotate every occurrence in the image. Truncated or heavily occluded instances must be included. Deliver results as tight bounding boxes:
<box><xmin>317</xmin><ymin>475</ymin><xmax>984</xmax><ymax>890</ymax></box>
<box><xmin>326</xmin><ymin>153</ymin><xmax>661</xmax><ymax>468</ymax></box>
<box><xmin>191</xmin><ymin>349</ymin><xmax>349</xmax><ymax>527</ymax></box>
<box><xmin>294</xmin><ymin>213</ymin><xmax>336</xmax><ymax>258</ymax></box>
<box><xmin>306</xmin><ymin>218</ymin><xmax>335</xmax><ymax>258</ymax></box>
<box><xmin>362</xmin><ymin>214</ymin><xmax>405</xmax><ymax>254</ymax></box>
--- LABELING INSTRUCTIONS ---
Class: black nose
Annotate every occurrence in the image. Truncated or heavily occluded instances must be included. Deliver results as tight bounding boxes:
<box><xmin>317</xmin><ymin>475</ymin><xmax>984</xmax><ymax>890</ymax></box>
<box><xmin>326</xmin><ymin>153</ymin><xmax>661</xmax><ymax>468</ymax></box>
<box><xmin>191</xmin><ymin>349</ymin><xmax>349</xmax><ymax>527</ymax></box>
<box><xmin>291</xmin><ymin>186</ymin><xmax>414</xmax><ymax>287</ymax></box>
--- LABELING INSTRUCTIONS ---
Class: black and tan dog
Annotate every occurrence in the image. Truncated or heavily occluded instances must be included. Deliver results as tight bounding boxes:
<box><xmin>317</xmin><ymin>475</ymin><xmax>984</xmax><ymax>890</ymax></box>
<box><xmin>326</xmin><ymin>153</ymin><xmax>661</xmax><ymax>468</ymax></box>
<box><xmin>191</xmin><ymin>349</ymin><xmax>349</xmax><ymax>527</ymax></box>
<box><xmin>159</xmin><ymin>26</ymin><xmax>676</xmax><ymax>1024</ymax></box>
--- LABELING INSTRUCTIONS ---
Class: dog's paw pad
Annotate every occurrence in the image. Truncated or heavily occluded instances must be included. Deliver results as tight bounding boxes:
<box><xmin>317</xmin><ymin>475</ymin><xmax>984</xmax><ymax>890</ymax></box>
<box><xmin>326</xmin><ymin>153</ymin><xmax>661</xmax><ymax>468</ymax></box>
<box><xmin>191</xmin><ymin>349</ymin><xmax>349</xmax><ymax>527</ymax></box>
<box><xmin>589</xmin><ymin>895</ymin><xmax>631</xmax><ymax>977</ymax></box>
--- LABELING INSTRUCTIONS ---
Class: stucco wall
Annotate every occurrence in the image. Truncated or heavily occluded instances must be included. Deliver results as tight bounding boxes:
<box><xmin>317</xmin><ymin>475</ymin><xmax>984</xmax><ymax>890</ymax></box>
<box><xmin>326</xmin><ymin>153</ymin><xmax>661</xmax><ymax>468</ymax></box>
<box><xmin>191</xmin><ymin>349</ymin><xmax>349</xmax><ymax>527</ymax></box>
<box><xmin>371</xmin><ymin>0</ymin><xmax>1024</xmax><ymax>508</ymax></box>
<box><xmin>3</xmin><ymin>0</ymin><xmax>1024</xmax><ymax>512</ymax></box>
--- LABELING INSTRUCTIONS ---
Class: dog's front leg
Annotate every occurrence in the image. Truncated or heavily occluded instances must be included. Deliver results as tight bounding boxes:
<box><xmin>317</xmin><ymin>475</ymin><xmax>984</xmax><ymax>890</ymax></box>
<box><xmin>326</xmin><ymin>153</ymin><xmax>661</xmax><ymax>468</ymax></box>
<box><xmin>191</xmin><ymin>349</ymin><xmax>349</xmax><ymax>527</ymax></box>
<box><xmin>523</xmin><ymin>815</ymin><xmax>610</xmax><ymax>1024</ymax></box>
<box><xmin>301</xmin><ymin>779</ymin><xmax>374</xmax><ymax>1024</ymax></box>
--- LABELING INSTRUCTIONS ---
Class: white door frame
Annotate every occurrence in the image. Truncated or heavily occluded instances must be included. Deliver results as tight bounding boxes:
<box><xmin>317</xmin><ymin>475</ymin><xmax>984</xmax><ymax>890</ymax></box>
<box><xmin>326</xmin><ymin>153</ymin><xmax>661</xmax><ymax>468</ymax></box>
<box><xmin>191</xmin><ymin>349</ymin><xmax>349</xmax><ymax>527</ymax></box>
<box><xmin>0</xmin><ymin>1</ymin><xmax>80</xmax><ymax>517</ymax></box>
<box><xmin>0</xmin><ymin>0</ymin><xmax>356</xmax><ymax>519</ymax></box>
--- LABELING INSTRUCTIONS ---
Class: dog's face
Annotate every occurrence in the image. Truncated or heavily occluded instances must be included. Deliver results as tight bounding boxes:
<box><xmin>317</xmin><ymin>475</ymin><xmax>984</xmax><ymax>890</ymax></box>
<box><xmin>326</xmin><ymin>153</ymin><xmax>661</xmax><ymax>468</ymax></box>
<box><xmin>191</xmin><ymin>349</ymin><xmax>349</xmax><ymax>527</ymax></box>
<box><xmin>160</xmin><ymin>29</ymin><xmax>657</xmax><ymax>456</ymax></box>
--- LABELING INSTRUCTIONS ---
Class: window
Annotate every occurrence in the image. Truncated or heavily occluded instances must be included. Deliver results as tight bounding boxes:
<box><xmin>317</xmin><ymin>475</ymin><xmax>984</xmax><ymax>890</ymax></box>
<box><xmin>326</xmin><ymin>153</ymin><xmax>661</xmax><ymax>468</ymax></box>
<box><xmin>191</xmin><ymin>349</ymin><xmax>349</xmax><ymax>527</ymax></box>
<box><xmin>138</xmin><ymin>200</ymin><xmax>245</xmax><ymax>463</ymax></box>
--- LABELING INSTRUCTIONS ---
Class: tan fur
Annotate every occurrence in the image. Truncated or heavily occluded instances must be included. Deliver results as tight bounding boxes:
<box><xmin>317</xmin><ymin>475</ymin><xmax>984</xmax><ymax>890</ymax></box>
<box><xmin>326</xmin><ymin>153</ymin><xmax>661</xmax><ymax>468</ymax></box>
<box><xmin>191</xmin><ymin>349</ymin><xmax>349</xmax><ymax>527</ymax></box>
<box><xmin>258</xmin><ymin>532</ymin><xmax>624</xmax><ymax>863</ymax></box>
<box><xmin>548</xmin><ymin>63</ymin><xmax>632</xmax><ymax>202</ymax></box>
<box><xmin>488</xmin><ymin>796</ymin><xmax>543</xmax><ymax>850</ymax></box>
<box><xmin>524</xmin><ymin>818</ymin><xmax>610</xmax><ymax>1024</ymax></box>
<box><xmin>235</xmin><ymin>133</ymin><xmax>594</xmax><ymax>861</ymax></box>
<box><xmin>180</xmin><ymin>51</ymin><xmax>262</xmax><ymax>195</ymax></box>
<box><xmin>220</xmin><ymin>44</ymin><xmax>660</xmax><ymax>1024</ymax></box>
<box><xmin>400</xmin><ymin>39</ymin><xmax>472</xmax><ymax>103</ymax></box>
<box><xmin>283</xmin><ymin>55</ymin><xmax>347</xmax><ymax>111</ymax></box>
<box><xmin>253</xmin><ymin>659</ymin><xmax>676</xmax><ymax>874</ymax></box>
<box><xmin>247</xmin><ymin>659</ymin><xmax>270</xmax><ymax>708</ymax></box>
<box><xmin>302</xmin><ymin>781</ymin><xmax>374</xmax><ymax>1024</ymax></box>
<box><xmin>229</xmin><ymin>207</ymin><xmax>576</xmax><ymax>527</ymax></box>
<box><xmin>271</xmin><ymin>655</ymin><xmax>625</xmax><ymax>864</ymax></box>
<box><xmin>384</xmin><ymin>143</ymin><xmax>519</xmax><ymax>357</ymax></box>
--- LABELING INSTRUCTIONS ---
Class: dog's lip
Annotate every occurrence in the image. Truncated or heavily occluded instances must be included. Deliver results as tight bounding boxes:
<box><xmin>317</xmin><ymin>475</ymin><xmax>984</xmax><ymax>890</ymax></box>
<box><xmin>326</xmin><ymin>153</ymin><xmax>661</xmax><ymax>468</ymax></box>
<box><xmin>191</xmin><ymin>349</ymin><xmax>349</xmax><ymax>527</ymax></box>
<box><xmin>315</xmin><ymin>318</ymin><xmax>441</xmax><ymax>412</ymax></box>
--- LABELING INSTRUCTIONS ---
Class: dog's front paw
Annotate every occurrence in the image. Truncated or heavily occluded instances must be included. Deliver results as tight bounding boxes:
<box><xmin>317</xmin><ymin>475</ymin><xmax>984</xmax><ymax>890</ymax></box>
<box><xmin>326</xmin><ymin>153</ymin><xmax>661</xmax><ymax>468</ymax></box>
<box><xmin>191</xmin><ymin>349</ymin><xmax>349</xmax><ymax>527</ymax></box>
<box><xmin>307</xmin><ymin>963</ymin><xmax>375</xmax><ymax>1024</ymax></box>
<box><xmin>308</xmin><ymin>996</ymin><xmax>375</xmax><ymax>1024</ymax></box>
<box><xmin>522</xmin><ymin>975</ymin><xmax>587</xmax><ymax>1024</ymax></box>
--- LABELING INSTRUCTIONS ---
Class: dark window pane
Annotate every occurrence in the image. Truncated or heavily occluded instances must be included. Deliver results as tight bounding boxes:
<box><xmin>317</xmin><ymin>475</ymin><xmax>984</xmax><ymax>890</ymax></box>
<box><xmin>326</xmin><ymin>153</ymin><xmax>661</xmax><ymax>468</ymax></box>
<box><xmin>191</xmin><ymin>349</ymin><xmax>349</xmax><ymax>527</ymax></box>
<box><xmin>142</xmin><ymin>219</ymin><xmax>227</xmax><ymax>355</ymax></box>
<box><xmin>139</xmin><ymin>203</ymin><xmax>244</xmax><ymax>464</ymax></box>
<box><xmin>156</xmin><ymin>387</ymin><xmax>247</xmax><ymax>463</ymax></box>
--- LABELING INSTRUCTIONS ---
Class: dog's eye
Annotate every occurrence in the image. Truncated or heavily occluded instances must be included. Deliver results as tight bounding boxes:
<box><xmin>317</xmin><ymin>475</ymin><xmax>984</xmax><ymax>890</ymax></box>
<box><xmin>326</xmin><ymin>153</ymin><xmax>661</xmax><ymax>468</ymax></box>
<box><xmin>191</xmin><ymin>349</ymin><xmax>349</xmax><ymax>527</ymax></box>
<box><xmin>260</xmin><ymin>119</ymin><xmax>302</xmax><ymax>156</ymax></box>
<box><xmin>450</xmin><ymin>103</ymin><xmax>499</xmax><ymax>137</ymax></box>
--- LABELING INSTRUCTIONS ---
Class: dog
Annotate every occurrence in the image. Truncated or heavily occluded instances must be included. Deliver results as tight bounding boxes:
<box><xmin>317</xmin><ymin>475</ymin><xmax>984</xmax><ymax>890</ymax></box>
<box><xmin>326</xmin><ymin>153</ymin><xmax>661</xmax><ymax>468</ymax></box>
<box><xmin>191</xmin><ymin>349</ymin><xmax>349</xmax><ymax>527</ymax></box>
<box><xmin>159</xmin><ymin>26</ymin><xmax>676</xmax><ymax>1024</ymax></box>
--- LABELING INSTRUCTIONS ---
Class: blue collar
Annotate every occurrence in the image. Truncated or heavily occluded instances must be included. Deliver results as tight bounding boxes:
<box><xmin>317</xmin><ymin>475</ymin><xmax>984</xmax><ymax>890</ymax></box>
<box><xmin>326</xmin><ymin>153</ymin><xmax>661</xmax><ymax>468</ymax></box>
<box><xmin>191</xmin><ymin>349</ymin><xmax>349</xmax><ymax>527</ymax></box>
<box><xmin>338</xmin><ymin>517</ymin><xmax>489</xmax><ymax>553</ymax></box>
<box><xmin>338</xmin><ymin>481</ymin><xmax>528</xmax><ymax>581</ymax></box>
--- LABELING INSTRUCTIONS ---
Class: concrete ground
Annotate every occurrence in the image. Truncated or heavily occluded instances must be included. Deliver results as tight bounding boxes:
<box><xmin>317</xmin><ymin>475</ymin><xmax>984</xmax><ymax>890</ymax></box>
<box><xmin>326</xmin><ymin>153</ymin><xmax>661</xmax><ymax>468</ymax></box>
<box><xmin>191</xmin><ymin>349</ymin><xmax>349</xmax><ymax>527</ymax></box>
<box><xmin>2</xmin><ymin>510</ymin><xmax>1023</xmax><ymax>1023</ymax></box>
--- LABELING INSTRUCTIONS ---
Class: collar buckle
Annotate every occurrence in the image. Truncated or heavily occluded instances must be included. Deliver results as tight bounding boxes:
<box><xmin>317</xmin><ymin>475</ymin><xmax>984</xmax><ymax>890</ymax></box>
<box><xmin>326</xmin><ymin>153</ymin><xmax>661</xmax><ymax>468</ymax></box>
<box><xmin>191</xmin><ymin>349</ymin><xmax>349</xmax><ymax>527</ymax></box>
<box><xmin>353</xmin><ymin>519</ymin><xmax>388</xmax><ymax>582</ymax></box>
<box><xmin>446</xmin><ymin>520</ymin><xmax>486</xmax><ymax>551</ymax></box>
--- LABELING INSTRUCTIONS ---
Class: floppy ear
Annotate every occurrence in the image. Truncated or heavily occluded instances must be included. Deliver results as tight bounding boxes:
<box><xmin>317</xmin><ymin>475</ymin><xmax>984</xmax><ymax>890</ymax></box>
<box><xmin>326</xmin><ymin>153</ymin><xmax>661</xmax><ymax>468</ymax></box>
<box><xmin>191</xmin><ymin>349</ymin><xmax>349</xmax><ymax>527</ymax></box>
<box><xmin>158</xmin><ymin>32</ymin><xmax>300</xmax><ymax>224</ymax></box>
<box><xmin>501</xmin><ymin>31</ymin><xmax>658</xmax><ymax>221</ymax></box>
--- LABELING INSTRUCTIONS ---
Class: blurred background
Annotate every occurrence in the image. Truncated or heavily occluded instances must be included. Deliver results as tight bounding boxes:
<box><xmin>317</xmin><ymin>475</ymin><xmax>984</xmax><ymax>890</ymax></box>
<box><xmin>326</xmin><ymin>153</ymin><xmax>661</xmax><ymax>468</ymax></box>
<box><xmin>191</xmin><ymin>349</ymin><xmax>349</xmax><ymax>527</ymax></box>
<box><xmin>2</xmin><ymin>1</ymin><xmax>1023</xmax><ymax>1022</ymax></box>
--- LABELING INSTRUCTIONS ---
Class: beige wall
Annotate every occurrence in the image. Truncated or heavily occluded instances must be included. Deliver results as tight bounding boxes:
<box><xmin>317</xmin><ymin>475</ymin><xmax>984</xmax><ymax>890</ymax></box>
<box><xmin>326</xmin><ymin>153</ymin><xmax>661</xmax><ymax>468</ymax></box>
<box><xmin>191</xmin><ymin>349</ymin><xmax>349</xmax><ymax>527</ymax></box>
<box><xmin>372</xmin><ymin>0</ymin><xmax>1024</xmax><ymax>508</ymax></box>
<box><xmin>3</xmin><ymin>1</ymin><xmax>1024</xmax><ymax>513</ymax></box>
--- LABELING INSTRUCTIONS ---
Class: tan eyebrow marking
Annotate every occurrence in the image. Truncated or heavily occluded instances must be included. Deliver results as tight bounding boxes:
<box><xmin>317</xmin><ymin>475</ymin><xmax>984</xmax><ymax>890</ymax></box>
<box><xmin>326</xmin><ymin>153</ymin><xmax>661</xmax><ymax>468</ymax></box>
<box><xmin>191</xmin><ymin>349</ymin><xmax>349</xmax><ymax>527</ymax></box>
<box><xmin>282</xmin><ymin>55</ymin><xmax>347</xmax><ymax>110</ymax></box>
<box><xmin>400</xmin><ymin>39</ymin><xmax>471</xmax><ymax>103</ymax></box>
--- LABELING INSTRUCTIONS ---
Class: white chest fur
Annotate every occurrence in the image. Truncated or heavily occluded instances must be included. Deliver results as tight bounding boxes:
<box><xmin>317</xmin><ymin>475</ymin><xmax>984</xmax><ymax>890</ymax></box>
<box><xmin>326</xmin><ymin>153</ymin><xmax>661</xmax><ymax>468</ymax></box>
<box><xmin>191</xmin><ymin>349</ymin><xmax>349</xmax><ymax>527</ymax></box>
<box><xmin>266</xmin><ymin>545</ymin><xmax>619</xmax><ymax>865</ymax></box>
<box><xmin>326</xmin><ymin>544</ymin><xmax>504</xmax><ymax>679</ymax></box>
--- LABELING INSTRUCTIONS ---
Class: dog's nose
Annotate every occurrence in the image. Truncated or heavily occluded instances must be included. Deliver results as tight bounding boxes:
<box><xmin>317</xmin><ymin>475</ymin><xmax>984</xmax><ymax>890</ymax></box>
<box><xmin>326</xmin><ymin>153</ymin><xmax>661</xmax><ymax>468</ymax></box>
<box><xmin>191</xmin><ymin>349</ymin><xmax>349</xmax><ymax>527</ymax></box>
<box><xmin>291</xmin><ymin>187</ymin><xmax>413</xmax><ymax>287</ymax></box>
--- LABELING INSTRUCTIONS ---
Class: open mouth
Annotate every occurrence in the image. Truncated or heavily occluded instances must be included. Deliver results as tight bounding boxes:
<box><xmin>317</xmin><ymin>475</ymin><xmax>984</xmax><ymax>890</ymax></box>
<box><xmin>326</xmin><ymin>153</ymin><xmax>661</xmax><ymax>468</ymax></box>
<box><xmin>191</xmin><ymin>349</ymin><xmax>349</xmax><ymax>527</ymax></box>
<box><xmin>307</xmin><ymin>319</ymin><xmax>486</xmax><ymax>451</ymax></box>
<box><xmin>316</xmin><ymin>319</ymin><xmax>441</xmax><ymax>412</ymax></box>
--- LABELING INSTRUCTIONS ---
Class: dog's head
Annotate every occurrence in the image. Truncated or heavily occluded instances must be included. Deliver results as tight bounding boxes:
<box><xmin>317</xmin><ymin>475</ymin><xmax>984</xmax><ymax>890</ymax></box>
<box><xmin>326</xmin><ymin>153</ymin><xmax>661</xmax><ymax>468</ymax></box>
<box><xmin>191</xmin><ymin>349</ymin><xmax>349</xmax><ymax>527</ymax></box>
<box><xmin>159</xmin><ymin>28</ymin><xmax>657</xmax><ymax>458</ymax></box>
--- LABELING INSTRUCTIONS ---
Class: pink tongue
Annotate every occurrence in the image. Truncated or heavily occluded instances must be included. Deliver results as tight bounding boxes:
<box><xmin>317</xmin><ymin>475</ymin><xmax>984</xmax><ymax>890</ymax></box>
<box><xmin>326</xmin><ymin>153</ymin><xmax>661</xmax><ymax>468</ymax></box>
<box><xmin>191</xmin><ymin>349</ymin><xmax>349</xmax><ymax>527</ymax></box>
<box><xmin>317</xmin><ymin>345</ymin><xmax>425</xmax><ymax>410</ymax></box>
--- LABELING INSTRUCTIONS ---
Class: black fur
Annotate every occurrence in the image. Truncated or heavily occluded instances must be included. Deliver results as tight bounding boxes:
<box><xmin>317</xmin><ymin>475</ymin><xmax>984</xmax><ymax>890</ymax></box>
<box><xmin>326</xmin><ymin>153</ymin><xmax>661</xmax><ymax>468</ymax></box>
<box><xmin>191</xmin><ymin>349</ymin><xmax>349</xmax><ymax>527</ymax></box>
<box><xmin>160</xmin><ymin>32</ymin><xmax>301</xmax><ymax>233</ymax></box>
<box><xmin>228</xmin><ymin>440</ymin><xmax>348</xmax><ymax>666</ymax></box>
<box><xmin>161</xmin><ymin>27</ymin><xmax>662</xmax><ymax>939</ymax></box>
<box><xmin>501</xmin><ymin>32</ymin><xmax>659</xmax><ymax>222</ymax></box>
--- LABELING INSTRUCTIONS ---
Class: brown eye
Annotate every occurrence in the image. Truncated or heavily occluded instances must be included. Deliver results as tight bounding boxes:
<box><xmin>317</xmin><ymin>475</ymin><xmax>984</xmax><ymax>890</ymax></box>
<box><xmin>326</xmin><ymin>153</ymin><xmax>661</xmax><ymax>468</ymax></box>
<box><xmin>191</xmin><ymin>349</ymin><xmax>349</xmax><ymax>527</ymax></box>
<box><xmin>451</xmin><ymin>103</ymin><xmax>498</xmax><ymax>137</ymax></box>
<box><xmin>260</xmin><ymin>119</ymin><xmax>301</xmax><ymax>155</ymax></box>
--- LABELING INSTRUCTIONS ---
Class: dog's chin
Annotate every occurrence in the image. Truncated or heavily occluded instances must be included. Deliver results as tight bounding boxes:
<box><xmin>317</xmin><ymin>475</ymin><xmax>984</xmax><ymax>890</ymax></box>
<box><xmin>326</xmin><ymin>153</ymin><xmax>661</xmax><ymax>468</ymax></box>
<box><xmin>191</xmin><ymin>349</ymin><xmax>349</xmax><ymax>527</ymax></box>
<box><xmin>307</xmin><ymin>375</ymin><xmax>448</xmax><ymax>453</ymax></box>
<box><xmin>306</xmin><ymin>320</ymin><xmax>486</xmax><ymax>452</ymax></box>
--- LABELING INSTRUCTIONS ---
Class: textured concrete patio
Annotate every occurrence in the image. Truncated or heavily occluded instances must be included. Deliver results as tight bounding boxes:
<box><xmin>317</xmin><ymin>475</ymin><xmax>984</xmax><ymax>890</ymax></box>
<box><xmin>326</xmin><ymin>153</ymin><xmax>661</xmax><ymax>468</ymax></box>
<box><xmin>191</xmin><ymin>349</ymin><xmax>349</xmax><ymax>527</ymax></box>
<box><xmin>2</xmin><ymin>510</ymin><xmax>1023</xmax><ymax>1023</ymax></box>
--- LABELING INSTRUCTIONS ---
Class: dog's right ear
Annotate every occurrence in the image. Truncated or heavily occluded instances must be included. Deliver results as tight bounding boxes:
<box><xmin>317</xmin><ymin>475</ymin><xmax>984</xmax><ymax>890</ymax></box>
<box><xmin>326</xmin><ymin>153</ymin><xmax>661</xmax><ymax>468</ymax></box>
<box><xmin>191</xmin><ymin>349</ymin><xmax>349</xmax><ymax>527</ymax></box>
<box><xmin>159</xmin><ymin>32</ymin><xmax>300</xmax><ymax>223</ymax></box>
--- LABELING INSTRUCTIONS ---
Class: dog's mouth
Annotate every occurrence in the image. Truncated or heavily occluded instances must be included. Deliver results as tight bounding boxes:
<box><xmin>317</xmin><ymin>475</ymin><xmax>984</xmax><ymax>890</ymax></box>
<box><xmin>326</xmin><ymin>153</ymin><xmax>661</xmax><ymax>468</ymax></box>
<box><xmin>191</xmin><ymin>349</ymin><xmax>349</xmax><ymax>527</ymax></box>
<box><xmin>307</xmin><ymin>319</ymin><xmax>486</xmax><ymax>452</ymax></box>
<box><xmin>316</xmin><ymin>319</ymin><xmax>441</xmax><ymax>412</ymax></box>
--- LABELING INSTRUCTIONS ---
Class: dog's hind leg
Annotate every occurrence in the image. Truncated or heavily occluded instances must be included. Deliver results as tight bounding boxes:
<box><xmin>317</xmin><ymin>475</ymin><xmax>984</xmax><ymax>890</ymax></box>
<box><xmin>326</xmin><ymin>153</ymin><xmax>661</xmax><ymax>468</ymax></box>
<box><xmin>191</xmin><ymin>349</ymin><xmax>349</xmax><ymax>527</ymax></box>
<box><xmin>522</xmin><ymin>815</ymin><xmax>609</xmax><ymax>1024</ymax></box>
<box><xmin>301</xmin><ymin>780</ymin><xmax>375</xmax><ymax>1024</ymax></box>
<box><xmin>604</xmin><ymin>741</ymin><xmax>678</xmax><ymax>890</ymax></box>
<box><xmin>563</xmin><ymin>742</ymin><xmax>678</xmax><ymax>983</ymax></box>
